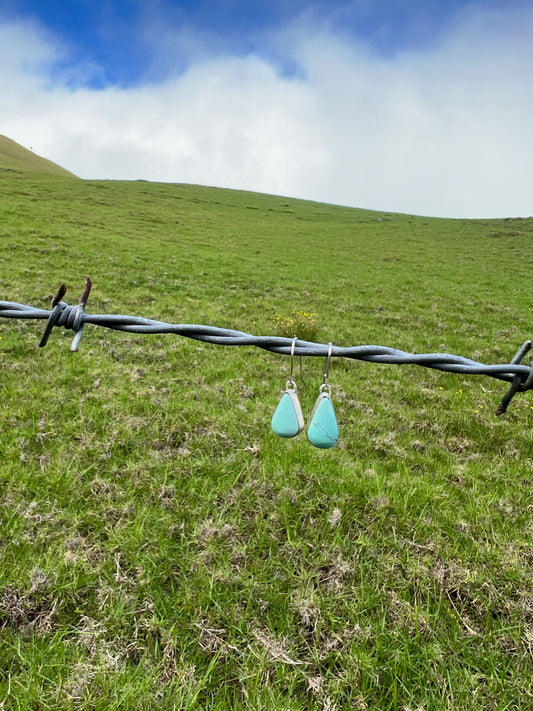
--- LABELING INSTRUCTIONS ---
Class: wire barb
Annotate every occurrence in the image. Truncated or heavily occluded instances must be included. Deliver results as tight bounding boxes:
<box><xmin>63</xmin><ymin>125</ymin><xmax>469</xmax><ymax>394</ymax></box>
<box><xmin>0</xmin><ymin>280</ymin><xmax>532</xmax><ymax>414</ymax></box>
<box><xmin>496</xmin><ymin>340</ymin><xmax>532</xmax><ymax>415</ymax></box>
<box><xmin>38</xmin><ymin>279</ymin><xmax>92</xmax><ymax>351</ymax></box>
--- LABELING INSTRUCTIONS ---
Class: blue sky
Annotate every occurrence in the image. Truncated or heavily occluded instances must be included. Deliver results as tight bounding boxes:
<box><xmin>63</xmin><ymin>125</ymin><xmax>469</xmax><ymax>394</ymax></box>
<box><xmin>2</xmin><ymin>0</ymin><xmax>509</xmax><ymax>85</ymax></box>
<box><xmin>1</xmin><ymin>0</ymin><xmax>532</xmax><ymax>217</ymax></box>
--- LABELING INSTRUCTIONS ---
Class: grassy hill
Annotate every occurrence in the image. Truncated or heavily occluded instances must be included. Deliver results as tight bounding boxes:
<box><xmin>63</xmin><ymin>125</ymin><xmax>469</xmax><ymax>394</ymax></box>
<box><xmin>0</xmin><ymin>167</ymin><xmax>532</xmax><ymax>710</ymax></box>
<box><xmin>0</xmin><ymin>134</ymin><xmax>78</xmax><ymax>177</ymax></box>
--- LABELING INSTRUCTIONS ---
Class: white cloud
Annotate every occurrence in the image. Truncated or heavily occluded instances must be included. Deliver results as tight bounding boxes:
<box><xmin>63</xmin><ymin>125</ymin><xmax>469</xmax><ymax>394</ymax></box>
<box><xmin>1</xmin><ymin>6</ymin><xmax>532</xmax><ymax>218</ymax></box>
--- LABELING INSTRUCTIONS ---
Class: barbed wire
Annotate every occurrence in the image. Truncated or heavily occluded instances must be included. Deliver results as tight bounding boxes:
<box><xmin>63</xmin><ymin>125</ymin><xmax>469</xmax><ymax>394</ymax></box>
<box><xmin>1</xmin><ymin>278</ymin><xmax>531</xmax><ymax>415</ymax></box>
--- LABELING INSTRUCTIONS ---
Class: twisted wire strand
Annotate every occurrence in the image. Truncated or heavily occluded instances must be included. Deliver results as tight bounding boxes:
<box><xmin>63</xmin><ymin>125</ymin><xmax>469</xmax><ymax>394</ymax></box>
<box><xmin>1</xmin><ymin>286</ymin><xmax>532</xmax><ymax>414</ymax></box>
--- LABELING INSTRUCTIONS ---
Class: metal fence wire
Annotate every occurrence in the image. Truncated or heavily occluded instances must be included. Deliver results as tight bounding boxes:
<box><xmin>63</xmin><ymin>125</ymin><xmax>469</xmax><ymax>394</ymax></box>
<box><xmin>1</xmin><ymin>278</ymin><xmax>532</xmax><ymax>415</ymax></box>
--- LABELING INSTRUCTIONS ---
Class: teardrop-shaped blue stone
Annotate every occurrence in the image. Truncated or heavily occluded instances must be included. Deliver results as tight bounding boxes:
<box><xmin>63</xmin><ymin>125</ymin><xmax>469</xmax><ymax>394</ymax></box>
<box><xmin>307</xmin><ymin>396</ymin><xmax>339</xmax><ymax>449</ymax></box>
<box><xmin>272</xmin><ymin>392</ymin><xmax>302</xmax><ymax>438</ymax></box>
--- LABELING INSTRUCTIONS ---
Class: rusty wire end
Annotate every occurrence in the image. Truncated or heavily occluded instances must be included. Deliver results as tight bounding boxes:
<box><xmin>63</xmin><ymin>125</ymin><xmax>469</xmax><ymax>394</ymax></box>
<box><xmin>80</xmin><ymin>277</ymin><xmax>92</xmax><ymax>308</ymax></box>
<box><xmin>71</xmin><ymin>278</ymin><xmax>92</xmax><ymax>351</ymax></box>
<box><xmin>51</xmin><ymin>284</ymin><xmax>67</xmax><ymax>308</ymax></box>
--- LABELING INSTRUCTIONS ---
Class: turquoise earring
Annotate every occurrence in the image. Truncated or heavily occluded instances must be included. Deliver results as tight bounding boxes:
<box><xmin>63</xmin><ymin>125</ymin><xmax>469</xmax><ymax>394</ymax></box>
<box><xmin>307</xmin><ymin>343</ymin><xmax>339</xmax><ymax>449</ymax></box>
<box><xmin>271</xmin><ymin>337</ymin><xmax>305</xmax><ymax>438</ymax></box>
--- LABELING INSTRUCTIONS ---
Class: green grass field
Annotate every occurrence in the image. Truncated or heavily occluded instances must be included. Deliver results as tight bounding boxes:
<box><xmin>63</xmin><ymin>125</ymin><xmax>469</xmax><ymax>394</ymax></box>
<box><xmin>1</xmin><ymin>155</ymin><xmax>532</xmax><ymax>709</ymax></box>
<box><xmin>0</xmin><ymin>136</ymin><xmax>77</xmax><ymax>178</ymax></box>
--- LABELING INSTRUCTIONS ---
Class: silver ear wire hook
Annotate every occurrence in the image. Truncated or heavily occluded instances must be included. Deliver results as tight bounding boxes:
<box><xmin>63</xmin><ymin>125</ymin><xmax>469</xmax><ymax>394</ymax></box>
<box><xmin>290</xmin><ymin>336</ymin><xmax>297</xmax><ymax>383</ymax></box>
<box><xmin>295</xmin><ymin>336</ymin><xmax>308</xmax><ymax>390</ymax></box>
<box><xmin>324</xmin><ymin>342</ymin><xmax>332</xmax><ymax>387</ymax></box>
<box><xmin>285</xmin><ymin>336</ymin><xmax>299</xmax><ymax>393</ymax></box>
<box><xmin>290</xmin><ymin>336</ymin><xmax>307</xmax><ymax>390</ymax></box>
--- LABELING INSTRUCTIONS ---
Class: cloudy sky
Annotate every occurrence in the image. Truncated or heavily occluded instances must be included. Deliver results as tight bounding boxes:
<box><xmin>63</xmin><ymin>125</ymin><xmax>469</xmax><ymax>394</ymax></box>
<box><xmin>1</xmin><ymin>0</ymin><xmax>532</xmax><ymax>218</ymax></box>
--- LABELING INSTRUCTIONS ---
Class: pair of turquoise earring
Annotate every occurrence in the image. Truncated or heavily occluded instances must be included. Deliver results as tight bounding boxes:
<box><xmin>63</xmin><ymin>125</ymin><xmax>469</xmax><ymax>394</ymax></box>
<box><xmin>271</xmin><ymin>339</ymin><xmax>339</xmax><ymax>449</ymax></box>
